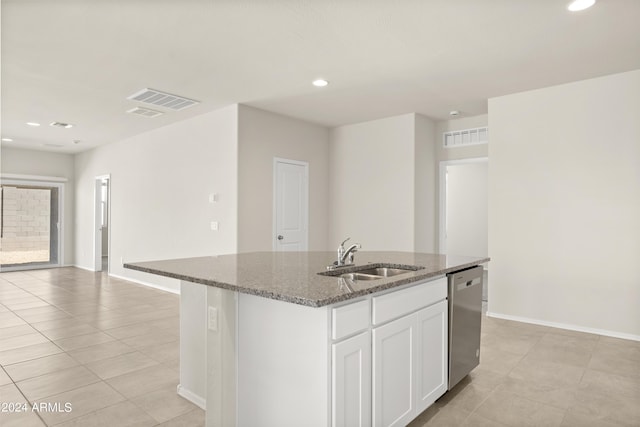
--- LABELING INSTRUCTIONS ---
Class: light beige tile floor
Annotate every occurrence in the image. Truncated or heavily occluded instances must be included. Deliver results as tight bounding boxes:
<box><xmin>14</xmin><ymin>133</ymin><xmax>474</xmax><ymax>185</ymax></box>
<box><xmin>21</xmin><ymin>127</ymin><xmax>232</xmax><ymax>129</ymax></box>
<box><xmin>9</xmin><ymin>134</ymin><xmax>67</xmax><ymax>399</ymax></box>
<box><xmin>408</xmin><ymin>309</ymin><xmax>640</xmax><ymax>427</ymax></box>
<box><xmin>0</xmin><ymin>268</ymin><xmax>197</xmax><ymax>426</ymax></box>
<box><xmin>1</xmin><ymin>267</ymin><xmax>638</xmax><ymax>426</ymax></box>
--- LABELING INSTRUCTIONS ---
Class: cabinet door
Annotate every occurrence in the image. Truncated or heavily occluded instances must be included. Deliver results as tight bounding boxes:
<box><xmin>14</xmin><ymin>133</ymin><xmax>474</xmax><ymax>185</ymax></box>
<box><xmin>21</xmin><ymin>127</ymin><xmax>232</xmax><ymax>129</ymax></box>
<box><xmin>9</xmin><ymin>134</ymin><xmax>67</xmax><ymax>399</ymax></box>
<box><xmin>332</xmin><ymin>332</ymin><xmax>371</xmax><ymax>427</ymax></box>
<box><xmin>415</xmin><ymin>300</ymin><xmax>448</xmax><ymax>414</ymax></box>
<box><xmin>372</xmin><ymin>315</ymin><xmax>416</xmax><ymax>427</ymax></box>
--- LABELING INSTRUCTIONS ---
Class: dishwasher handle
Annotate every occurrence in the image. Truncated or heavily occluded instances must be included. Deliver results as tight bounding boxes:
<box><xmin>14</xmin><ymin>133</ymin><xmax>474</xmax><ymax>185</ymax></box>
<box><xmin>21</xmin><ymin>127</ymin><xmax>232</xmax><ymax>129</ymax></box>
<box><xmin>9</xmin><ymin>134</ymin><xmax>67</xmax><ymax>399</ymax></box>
<box><xmin>450</xmin><ymin>266</ymin><xmax>484</xmax><ymax>291</ymax></box>
<box><xmin>457</xmin><ymin>276</ymin><xmax>482</xmax><ymax>291</ymax></box>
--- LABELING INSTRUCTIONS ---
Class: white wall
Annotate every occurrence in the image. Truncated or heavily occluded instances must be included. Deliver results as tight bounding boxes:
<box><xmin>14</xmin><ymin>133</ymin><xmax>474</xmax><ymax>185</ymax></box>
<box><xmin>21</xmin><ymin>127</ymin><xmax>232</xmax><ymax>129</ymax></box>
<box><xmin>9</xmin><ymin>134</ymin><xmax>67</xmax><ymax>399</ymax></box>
<box><xmin>329</xmin><ymin>114</ymin><xmax>415</xmax><ymax>251</ymax></box>
<box><xmin>329</xmin><ymin>113</ymin><xmax>437</xmax><ymax>252</ymax></box>
<box><xmin>414</xmin><ymin>114</ymin><xmax>437</xmax><ymax>253</ymax></box>
<box><xmin>446</xmin><ymin>162</ymin><xmax>488</xmax><ymax>258</ymax></box>
<box><xmin>237</xmin><ymin>105</ymin><xmax>330</xmax><ymax>252</ymax></box>
<box><xmin>74</xmin><ymin>106</ymin><xmax>238</xmax><ymax>292</ymax></box>
<box><xmin>1</xmin><ymin>147</ymin><xmax>75</xmax><ymax>265</ymax></box>
<box><xmin>488</xmin><ymin>69</ymin><xmax>640</xmax><ymax>339</ymax></box>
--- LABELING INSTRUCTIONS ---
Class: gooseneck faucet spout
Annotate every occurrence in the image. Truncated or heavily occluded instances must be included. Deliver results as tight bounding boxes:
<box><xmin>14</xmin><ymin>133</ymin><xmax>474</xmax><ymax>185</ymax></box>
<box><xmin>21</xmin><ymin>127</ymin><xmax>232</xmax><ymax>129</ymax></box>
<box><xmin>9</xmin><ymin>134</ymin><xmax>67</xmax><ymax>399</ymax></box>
<box><xmin>341</xmin><ymin>243</ymin><xmax>361</xmax><ymax>265</ymax></box>
<box><xmin>332</xmin><ymin>237</ymin><xmax>361</xmax><ymax>268</ymax></box>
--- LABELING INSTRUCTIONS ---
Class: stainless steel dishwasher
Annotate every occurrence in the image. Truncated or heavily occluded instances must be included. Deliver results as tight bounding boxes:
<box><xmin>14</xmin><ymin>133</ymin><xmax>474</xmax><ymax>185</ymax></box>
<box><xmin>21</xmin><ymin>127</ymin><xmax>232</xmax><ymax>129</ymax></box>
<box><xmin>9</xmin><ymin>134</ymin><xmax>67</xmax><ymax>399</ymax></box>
<box><xmin>447</xmin><ymin>265</ymin><xmax>483</xmax><ymax>390</ymax></box>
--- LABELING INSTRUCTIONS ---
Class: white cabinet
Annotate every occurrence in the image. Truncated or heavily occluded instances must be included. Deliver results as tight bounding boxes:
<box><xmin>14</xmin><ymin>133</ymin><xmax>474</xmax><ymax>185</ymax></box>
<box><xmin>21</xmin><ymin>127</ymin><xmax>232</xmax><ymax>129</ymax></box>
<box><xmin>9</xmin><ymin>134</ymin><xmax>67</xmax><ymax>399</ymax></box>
<box><xmin>227</xmin><ymin>276</ymin><xmax>447</xmax><ymax>427</ymax></box>
<box><xmin>370</xmin><ymin>280</ymin><xmax>448</xmax><ymax>427</ymax></box>
<box><xmin>332</xmin><ymin>332</ymin><xmax>372</xmax><ymax>427</ymax></box>
<box><xmin>372</xmin><ymin>314</ymin><xmax>417</xmax><ymax>427</ymax></box>
<box><xmin>415</xmin><ymin>301</ymin><xmax>448</xmax><ymax>414</ymax></box>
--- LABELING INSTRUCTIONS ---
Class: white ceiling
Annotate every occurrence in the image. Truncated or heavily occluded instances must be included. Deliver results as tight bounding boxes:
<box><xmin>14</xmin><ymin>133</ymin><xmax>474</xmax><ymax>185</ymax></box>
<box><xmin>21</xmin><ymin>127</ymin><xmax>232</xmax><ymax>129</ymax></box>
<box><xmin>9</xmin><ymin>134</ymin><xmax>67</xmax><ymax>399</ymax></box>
<box><xmin>2</xmin><ymin>0</ymin><xmax>639</xmax><ymax>154</ymax></box>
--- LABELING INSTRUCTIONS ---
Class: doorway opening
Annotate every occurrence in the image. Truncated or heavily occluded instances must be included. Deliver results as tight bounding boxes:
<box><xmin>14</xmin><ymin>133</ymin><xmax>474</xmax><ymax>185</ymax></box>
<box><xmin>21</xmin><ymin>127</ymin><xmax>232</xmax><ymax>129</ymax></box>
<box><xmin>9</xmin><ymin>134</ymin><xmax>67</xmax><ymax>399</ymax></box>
<box><xmin>0</xmin><ymin>178</ymin><xmax>64</xmax><ymax>271</ymax></box>
<box><xmin>94</xmin><ymin>175</ymin><xmax>110</xmax><ymax>272</ymax></box>
<box><xmin>439</xmin><ymin>158</ymin><xmax>488</xmax><ymax>301</ymax></box>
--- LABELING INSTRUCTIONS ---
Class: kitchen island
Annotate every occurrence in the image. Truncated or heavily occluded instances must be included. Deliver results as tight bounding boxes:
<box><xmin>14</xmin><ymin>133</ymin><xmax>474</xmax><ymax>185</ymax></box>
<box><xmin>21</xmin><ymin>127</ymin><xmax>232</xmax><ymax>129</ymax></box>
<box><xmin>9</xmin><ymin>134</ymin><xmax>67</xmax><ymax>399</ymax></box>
<box><xmin>125</xmin><ymin>251</ymin><xmax>489</xmax><ymax>427</ymax></box>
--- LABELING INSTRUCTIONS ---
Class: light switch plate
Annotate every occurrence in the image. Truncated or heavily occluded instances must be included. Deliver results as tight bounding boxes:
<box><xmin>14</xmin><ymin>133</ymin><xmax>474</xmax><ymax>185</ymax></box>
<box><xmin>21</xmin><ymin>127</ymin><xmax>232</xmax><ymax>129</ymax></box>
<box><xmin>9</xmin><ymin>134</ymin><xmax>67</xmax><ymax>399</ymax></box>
<box><xmin>208</xmin><ymin>306</ymin><xmax>218</xmax><ymax>331</ymax></box>
<box><xmin>209</xmin><ymin>193</ymin><xmax>218</xmax><ymax>203</ymax></box>
<box><xmin>210</xmin><ymin>221</ymin><xmax>219</xmax><ymax>231</ymax></box>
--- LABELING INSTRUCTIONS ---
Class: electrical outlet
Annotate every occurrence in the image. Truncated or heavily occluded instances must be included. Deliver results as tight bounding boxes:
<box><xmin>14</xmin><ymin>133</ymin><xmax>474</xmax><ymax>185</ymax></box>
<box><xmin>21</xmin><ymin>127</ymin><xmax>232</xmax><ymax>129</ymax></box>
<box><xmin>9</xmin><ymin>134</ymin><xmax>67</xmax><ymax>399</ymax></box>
<box><xmin>210</xmin><ymin>221</ymin><xmax>219</xmax><ymax>231</ymax></box>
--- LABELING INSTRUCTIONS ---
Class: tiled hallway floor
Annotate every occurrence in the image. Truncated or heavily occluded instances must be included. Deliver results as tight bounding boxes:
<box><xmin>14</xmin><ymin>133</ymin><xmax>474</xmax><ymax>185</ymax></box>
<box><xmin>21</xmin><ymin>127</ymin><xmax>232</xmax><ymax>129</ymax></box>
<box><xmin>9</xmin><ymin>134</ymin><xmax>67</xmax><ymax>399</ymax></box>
<box><xmin>0</xmin><ymin>268</ymin><xmax>200</xmax><ymax>427</ymax></box>
<box><xmin>1</xmin><ymin>267</ymin><xmax>639</xmax><ymax>426</ymax></box>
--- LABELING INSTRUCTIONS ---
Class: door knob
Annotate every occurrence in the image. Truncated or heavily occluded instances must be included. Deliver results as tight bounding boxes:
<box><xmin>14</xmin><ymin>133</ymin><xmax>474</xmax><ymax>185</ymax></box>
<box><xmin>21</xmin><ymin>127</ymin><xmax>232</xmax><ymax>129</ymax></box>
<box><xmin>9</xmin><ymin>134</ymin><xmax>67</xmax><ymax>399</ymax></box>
<box><xmin>277</xmin><ymin>235</ymin><xmax>284</xmax><ymax>240</ymax></box>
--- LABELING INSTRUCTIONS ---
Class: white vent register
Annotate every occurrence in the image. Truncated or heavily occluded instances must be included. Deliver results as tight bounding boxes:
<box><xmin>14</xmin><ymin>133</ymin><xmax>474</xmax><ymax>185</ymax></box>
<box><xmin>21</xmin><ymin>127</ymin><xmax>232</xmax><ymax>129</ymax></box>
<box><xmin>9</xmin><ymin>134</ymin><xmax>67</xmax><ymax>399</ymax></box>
<box><xmin>127</xmin><ymin>88</ymin><xmax>199</xmax><ymax>111</ymax></box>
<box><xmin>443</xmin><ymin>126</ymin><xmax>488</xmax><ymax>148</ymax></box>
<box><xmin>126</xmin><ymin>107</ymin><xmax>164</xmax><ymax>118</ymax></box>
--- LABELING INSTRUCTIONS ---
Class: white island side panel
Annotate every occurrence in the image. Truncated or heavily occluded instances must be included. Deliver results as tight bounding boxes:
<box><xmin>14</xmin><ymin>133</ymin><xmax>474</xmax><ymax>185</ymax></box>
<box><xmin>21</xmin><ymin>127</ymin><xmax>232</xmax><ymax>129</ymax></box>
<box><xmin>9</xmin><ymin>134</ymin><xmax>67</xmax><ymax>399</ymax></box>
<box><xmin>179</xmin><ymin>281</ymin><xmax>207</xmax><ymax>408</ymax></box>
<box><xmin>237</xmin><ymin>292</ymin><xmax>330</xmax><ymax>427</ymax></box>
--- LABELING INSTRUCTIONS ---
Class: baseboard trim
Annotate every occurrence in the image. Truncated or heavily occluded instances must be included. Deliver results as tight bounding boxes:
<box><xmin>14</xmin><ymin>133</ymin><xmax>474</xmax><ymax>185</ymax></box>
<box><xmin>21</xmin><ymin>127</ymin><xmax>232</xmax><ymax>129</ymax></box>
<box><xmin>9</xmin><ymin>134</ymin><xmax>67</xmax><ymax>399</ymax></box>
<box><xmin>1</xmin><ymin>264</ymin><xmax>65</xmax><ymax>273</ymax></box>
<box><xmin>177</xmin><ymin>384</ymin><xmax>206</xmax><ymax>410</ymax></box>
<box><xmin>71</xmin><ymin>264</ymin><xmax>95</xmax><ymax>272</ymax></box>
<box><xmin>486</xmin><ymin>311</ymin><xmax>640</xmax><ymax>342</ymax></box>
<box><xmin>108</xmin><ymin>272</ymin><xmax>180</xmax><ymax>295</ymax></box>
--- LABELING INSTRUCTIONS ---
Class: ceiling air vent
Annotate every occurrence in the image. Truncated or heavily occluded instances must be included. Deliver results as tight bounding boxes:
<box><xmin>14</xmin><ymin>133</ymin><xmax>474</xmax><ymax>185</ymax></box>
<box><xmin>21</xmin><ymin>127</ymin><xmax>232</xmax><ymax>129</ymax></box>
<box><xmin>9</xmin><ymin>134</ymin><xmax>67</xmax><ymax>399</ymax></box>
<box><xmin>443</xmin><ymin>127</ymin><xmax>488</xmax><ymax>148</ymax></box>
<box><xmin>127</xmin><ymin>88</ymin><xmax>199</xmax><ymax>111</ymax></box>
<box><xmin>126</xmin><ymin>107</ymin><xmax>164</xmax><ymax>118</ymax></box>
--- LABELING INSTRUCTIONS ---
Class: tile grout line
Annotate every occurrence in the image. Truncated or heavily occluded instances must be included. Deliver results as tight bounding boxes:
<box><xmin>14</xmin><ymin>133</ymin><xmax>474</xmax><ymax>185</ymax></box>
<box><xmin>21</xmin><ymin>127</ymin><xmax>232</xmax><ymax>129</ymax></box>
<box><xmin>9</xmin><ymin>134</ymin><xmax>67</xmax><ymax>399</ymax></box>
<box><xmin>4</xmin><ymin>363</ymin><xmax>51</xmax><ymax>427</ymax></box>
<box><xmin>47</xmin><ymin>382</ymin><xmax>131</xmax><ymax>427</ymax></box>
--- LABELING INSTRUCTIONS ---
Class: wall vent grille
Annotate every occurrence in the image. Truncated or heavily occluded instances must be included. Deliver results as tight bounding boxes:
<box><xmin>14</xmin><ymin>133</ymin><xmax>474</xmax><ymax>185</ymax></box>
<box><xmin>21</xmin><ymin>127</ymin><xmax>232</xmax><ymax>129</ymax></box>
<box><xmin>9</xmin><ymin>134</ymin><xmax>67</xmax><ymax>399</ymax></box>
<box><xmin>127</xmin><ymin>88</ymin><xmax>199</xmax><ymax>111</ymax></box>
<box><xmin>126</xmin><ymin>107</ymin><xmax>164</xmax><ymax>118</ymax></box>
<box><xmin>443</xmin><ymin>127</ymin><xmax>488</xmax><ymax>148</ymax></box>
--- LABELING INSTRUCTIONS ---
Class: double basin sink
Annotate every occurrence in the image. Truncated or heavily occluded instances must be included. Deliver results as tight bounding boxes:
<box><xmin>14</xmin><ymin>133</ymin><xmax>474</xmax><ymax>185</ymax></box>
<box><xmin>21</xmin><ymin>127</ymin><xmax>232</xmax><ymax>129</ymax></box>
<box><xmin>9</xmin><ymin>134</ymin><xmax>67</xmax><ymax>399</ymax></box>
<box><xmin>319</xmin><ymin>264</ymin><xmax>422</xmax><ymax>281</ymax></box>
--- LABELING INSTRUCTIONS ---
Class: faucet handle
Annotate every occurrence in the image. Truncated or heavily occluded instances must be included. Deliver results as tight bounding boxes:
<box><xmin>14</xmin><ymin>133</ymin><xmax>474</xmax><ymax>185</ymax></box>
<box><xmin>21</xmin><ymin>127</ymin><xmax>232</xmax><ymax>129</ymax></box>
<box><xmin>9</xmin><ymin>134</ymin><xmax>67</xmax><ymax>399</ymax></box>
<box><xmin>340</xmin><ymin>237</ymin><xmax>351</xmax><ymax>248</ymax></box>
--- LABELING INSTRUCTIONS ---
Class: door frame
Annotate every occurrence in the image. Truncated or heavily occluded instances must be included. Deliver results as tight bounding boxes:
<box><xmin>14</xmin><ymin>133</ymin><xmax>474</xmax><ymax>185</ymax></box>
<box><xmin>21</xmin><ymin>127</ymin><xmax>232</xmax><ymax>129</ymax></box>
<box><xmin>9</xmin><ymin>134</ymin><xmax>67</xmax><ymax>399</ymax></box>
<box><xmin>438</xmin><ymin>157</ymin><xmax>488</xmax><ymax>254</ymax></box>
<box><xmin>93</xmin><ymin>174</ymin><xmax>111</xmax><ymax>272</ymax></box>
<box><xmin>0</xmin><ymin>175</ymin><xmax>65</xmax><ymax>271</ymax></box>
<box><xmin>272</xmin><ymin>157</ymin><xmax>309</xmax><ymax>251</ymax></box>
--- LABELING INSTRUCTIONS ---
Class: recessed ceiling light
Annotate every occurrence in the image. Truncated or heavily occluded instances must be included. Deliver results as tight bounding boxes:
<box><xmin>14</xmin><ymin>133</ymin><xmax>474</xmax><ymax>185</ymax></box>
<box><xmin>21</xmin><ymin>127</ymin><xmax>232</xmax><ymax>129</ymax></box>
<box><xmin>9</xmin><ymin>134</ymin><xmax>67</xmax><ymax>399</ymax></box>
<box><xmin>50</xmin><ymin>121</ymin><xmax>74</xmax><ymax>129</ymax></box>
<box><xmin>449</xmin><ymin>110</ymin><xmax>460</xmax><ymax>117</ymax></box>
<box><xmin>312</xmin><ymin>79</ymin><xmax>329</xmax><ymax>87</ymax></box>
<box><xmin>567</xmin><ymin>0</ymin><xmax>596</xmax><ymax>11</ymax></box>
<box><xmin>2</xmin><ymin>138</ymin><xmax>13</xmax><ymax>142</ymax></box>
<box><xmin>26</xmin><ymin>122</ymin><xmax>41</xmax><ymax>127</ymax></box>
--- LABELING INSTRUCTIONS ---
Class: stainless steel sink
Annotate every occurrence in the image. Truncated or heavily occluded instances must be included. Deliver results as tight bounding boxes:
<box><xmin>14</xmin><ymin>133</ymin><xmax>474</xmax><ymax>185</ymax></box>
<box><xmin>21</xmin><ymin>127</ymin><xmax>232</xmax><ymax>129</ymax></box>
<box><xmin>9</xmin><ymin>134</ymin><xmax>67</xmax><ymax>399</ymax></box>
<box><xmin>340</xmin><ymin>272</ymin><xmax>381</xmax><ymax>281</ymax></box>
<box><xmin>353</xmin><ymin>267</ymin><xmax>414</xmax><ymax>277</ymax></box>
<box><xmin>320</xmin><ymin>263</ymin><xmax>422</xmax><ymax>281</ymax></box>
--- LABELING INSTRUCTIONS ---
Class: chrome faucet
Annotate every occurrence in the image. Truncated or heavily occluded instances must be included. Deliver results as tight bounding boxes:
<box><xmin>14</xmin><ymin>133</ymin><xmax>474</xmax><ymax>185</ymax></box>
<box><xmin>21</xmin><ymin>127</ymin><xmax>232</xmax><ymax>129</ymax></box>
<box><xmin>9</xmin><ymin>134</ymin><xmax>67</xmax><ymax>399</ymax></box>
<box><xmin>336</xmin><ymin>237</ymin><xmax>361</xmax><ymax>267</ymax></box>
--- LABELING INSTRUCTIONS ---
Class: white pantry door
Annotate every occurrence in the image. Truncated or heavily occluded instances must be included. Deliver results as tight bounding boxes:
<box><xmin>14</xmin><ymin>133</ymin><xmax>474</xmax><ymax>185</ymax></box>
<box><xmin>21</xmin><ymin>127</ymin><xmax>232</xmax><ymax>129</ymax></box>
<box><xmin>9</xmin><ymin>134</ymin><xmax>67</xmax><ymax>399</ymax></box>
<box><xmin>273</xmin><ymin>158</ymin><xmax>308</xmax><ymax>251</ymax></box>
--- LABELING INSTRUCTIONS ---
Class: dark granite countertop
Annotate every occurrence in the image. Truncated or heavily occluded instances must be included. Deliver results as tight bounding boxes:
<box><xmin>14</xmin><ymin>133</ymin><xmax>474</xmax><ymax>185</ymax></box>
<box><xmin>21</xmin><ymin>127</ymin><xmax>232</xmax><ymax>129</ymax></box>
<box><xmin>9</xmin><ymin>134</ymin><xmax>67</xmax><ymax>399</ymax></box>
<box><xmin>124</xmin><ymin>251</ymin><xmax>489</xmax><ymax>307</ymax></box>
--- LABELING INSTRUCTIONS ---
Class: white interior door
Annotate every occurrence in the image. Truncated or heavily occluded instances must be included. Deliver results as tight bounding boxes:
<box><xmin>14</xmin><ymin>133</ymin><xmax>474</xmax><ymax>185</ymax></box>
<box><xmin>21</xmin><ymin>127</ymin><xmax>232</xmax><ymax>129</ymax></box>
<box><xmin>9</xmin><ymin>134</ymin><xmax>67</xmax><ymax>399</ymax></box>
<box><xmin>273</xmin><ymin>158</ymin><xmax>308</xmax><ymax>251</ymax></box>
<box><xmin>439</xmin><ymin>159</ymin><xmax>488</xmax><ymax>258</ymax></box>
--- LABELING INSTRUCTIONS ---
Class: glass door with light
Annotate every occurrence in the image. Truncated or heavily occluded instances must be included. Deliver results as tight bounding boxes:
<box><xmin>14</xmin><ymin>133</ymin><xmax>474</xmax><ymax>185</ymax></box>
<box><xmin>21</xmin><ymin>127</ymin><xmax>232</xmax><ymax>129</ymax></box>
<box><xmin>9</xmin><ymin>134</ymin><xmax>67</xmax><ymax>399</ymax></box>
<box><xmin>0</xmin><ymin>180</ymin><xmax>63</xmax><ymax>271</ymax></box>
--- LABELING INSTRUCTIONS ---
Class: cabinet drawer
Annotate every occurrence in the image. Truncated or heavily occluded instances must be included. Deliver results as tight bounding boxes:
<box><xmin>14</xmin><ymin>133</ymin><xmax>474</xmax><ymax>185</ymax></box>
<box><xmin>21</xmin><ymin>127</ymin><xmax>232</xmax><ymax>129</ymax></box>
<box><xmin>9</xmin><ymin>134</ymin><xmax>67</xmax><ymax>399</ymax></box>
<box><xmin>372</xmin><ymin>277</ymin><xmax>446</xmax><ymax>326</ymax></box>
<box><xmin>332</xmin><ymin>299</ymin><xmax>370</xmax><ymax>341</ymax></box>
